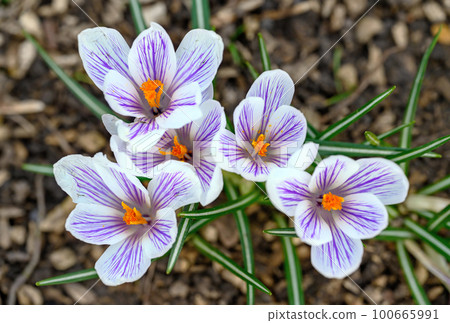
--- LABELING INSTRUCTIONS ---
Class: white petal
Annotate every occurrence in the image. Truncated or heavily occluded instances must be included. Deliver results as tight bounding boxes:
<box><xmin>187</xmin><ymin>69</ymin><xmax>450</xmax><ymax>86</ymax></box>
<box><xmin>233</xmin><ymin>97</ymin><xmax>265</xmax><ymax>145</ymax></box>
<box><xmin>142</xmin><ymin>208</ymin><xmax>177</xmax><ymax>259</ymax></box>
<box><xmin>287</xmin><ymin>142</ymin><xmax>319</xmax><ymax>170</ymax></box>
<box><xmin>294</xmin><ymin>200</ymin><xmax>332</xmax><ymax>245</ymax></box>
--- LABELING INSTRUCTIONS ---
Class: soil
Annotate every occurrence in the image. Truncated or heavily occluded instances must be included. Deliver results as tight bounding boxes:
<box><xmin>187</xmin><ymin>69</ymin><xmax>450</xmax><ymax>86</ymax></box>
<box><xmin>0</xmin><ymin>0</ymin><xmax>449</xmax><ymax>305</ymax></box>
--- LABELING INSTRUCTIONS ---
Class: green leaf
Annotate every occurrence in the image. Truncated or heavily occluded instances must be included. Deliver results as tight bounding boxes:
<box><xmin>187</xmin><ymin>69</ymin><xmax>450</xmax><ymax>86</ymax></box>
<box><xmin>414</xmin><ymin>210</ymin><xmax>450</xmax><ymax>230</ymax></box>
<box><xmin>191</xmin><ymin>0</ymin><xmax>210</xmax><ymax>29</ymax></box>
<box><xmin>427</xmin><ymin>205</ymin><xmax>450</xmax><ymax>232</ymax></box>
<box><xmin>191</xmin><ymin>235</ymin><xmax>272</xmax><ymax>295</ymax></box>
<box><xmin>180</xmin><ymin>190</ymin><xmax>261</xmax><ymax>219</ymax></box>
<box><xmin>372</xmin><ymin>121</ymin><xmax>416</xmax><ymax>142</ymax></box>
<box><xmin>36</xmin><ymin>269</ymin><xmax>98</xmax><ymax>286</ymax></box>
<box><xmin>364</xmin><ymin>131</ymin><xmax>381</xmax><ymax>146</ymax></box>
<box><xmin>318</xmin><ymin>86</ymin><xmax>396</xmax><ymax>140</ymax></box>
<box><xmin>399</xmin><ymin>27</ymin><xmax>441</xmax><ymax>174</ymax></box>
<box><xmin>396</xmin><ymin>241</ymin><xmax>431</xmax><ymax>305</ymax></box>
<box><xmin>228</xmin><ymin>43</ymin><xmax>243</xmax><ymax>66</ymax></box>
<box><xmin>245</xmin><ymin>61</ymin><xmax>260</xmax><ymax>80</ymax></box>
<box><xmin>325</xmin><ymin>88</ymin><xmax>355</xmax><ymax>106</ymax></box>
<box><xmin>273</xmin><ymin>214</ymin><xmax>304</xmax><ymax>305</ymax></box>
<box><xmin>404</xmin><ymin>219</ymin><xmax>450</xmax><ymax>261</ymax></box>
<box><xmin>374</xmin><ymin>227</ymin><xmax>416</xmax><ymax>241</ymax></box>
<box><xmin>129</xmin><ymin>0</ymin><xmax>147</xmax><ymax>34</ymax></box>
<box><xmin>264</xmin><ymin>227</ymin><xmax>297</xmax><ymax>237</ymax></box>
<box><xmin>166</xmin><ymin>204</ymin><xmax>197</xmax><ymax>274</ymax></box>
<box><xmin>306</xmin><ymin>124</ymin><xmax>319</xmax><ymax>139</ymax></box>
<box><xmin>388</xmin><ymin>135</ymin><xmax>450</xmax><ymax>164</ymax></box>
<box><xmin>257</xmin><ymin>32</ymin><xmax>271</xmax><ymax>71</ymax></box>
<box><xmin>312</xmin><ymin>139</ymin><xmax>440</xmax><ymax>158</ymax></box>
<box><xmin>419</xmin><ymin>174</ymin><xmax>450</xmax><ymax>196</ymax></box>
<box><xmin>22</xmin><ymin>163</ymin><xmax>54</xmax><ymax>176</ymax></box>
<box><xmin>24</xmin><ymin>32</ymin><xmax>118</xmax><ymax>120</ymax></box>
<box><xmin>224</xmin><ymin>179</ymin><xmax>255</xmax><ymax>305</ymax></box>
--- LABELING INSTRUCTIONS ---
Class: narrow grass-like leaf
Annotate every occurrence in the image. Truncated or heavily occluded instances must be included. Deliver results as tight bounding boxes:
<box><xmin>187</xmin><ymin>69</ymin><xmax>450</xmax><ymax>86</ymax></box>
<box><xmin>306</xmin><ymin>124</ymin><xmax>319</xmax><ymax>139</ymax></box>
<box><xmin>224</xmin><ymin>179</ymin><xmax>255</xmax><ymax>304</ymax></box>
<box><xmin>228</xmin><ymin>43</ymin><xmax>243</xmax><ymax>66</ymax></box>
<box><xmin>24</xmin><ymin>32</ymin><xmax>118</xmax><ymax>120</ymax></box>
<box><xmin>419</xmin><ymin>174</ymin><xmax>450</xmax><ymax>195</ymax></box>
<box><xmin>396</xmin><ymin>241</ymin><xmax>431</xmax><ymax>305</ymax></box>
<box><xmin>325</xmin><ymin>88</ymin><xmax>355</xmax><ymax>106</ymax></box>
<box><xmin>191</xmin><ymin>0</ymin><xmax>210</xmax><ymax>29</ymax></box>
<box><xmin>245</xmin><ymin>61</ymin><xmax>259</xmax><ymax>80</ymax></box>
<box><xmin>180</xmin><ymin>190</ymin><xmax>261</xmax><ymax>219</ymax></box>
<box><xmin>36</xmin><ymin>269</ymin><xmax>98</xmax><ymax>286</ymax></box>
<box><xmin>318</xmin><ymin>86</ymin><xmax>396</xmax><ymax>140</ymax></box>
<box><xmin>399</xmin><ymin>28</ymin><xmax>441</xmax><ymax>173</ymax></box>
<box><xmin>404</xmin><ymin>219</ymin><xmax>450</xmax><ymax>261</ymax></box>
<box><xmin>192</xmin><ymin>235</ymin><xmax>272</xmax><ymax>295</ymax></box>
<box><xmin>264</xmin><ymin>227</ymin><xmax>297</xmax><ymax>237</ymax></box>
<box><xmin>188</xmin><ymin>215</ymin><xmax>222</xmax><ymax>235</ymax></box>
<box><xmin>415</xmin><ymin>210</ymin><xmax>450</xmax><ymax>230</ymax></box>
<box><xmin>166</xmin><ymin>204</ymin><xmax>197</xmax><ymax>274</ymax></box>
<box><xmin>273</xmin><ymin>214</ymin><xmax>304</xmax><ymax>304</ymax></box>
<box><xmin>257</xmin><ymin>32</ymin><xmax>271</xmax><ymax>71</ymax></box>
<box><xmin>22</xmin><ymin>163</ymin><xmax>54</xmax><ymax>176</ymax></box>
<box><xmin>374</xmin><ymin>228</ymin><xmax>416</xmax><ymax>241</ymax></box>
<box><xmin>313</xmin><ymin>139</ymin><xmax>440</xmax><ymax>158</ymax></box>
<box><xmin>388</xmin><ymin>135</ymin><xmax>450</xmax><ymax>164</ymax></box>
<box><xmin>377</xmin><ymin>121</ymin><xmax>416</xmax><ymax>141</ymax></box>
<box><xmin>129</xmin><ymin>0</ymin><xmax>147</xmax><ymax>34</ymax></box>
<box><xmin>364</xmin><ymin>131</ymin><xmax>381</xmax><ymax>146</ymax></box>
<box><xmin>427</xmin><ymin>205</ymin><xmax>450</xmax><ymax>232</ymax></box>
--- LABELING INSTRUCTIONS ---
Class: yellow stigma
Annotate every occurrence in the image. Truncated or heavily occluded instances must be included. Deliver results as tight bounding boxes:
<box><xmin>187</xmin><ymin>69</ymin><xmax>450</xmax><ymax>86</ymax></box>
<box><xmin>159</xmin><ymin>136</ymin><xmax>189</xmax><ymax>161</ymax></box>
<box><xmin>252</xmin><ymin>134</ymin><xmax>270</xmax><ymax>157</ymax></box>
<box><xmin>321</xmin><ymin>192</ymin><xmax>344</xmax><ymax>211</ymax></box>
<box><xmin>140</xmin><ymin>79</ymin><xmax>164</xmax><ymax>108</ymax></box>
<box><xmin>122</xmin><ymin>201</ymin><xmax>147</xmax><ymax>225</ymax></box>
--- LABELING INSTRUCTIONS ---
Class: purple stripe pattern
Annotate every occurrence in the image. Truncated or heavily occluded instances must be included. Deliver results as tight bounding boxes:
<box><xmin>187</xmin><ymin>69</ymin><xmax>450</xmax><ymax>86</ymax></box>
<box><xmin>267</xmin><ymin>155</ymin><xmax>408</xmax><ymax>278</ymax></box>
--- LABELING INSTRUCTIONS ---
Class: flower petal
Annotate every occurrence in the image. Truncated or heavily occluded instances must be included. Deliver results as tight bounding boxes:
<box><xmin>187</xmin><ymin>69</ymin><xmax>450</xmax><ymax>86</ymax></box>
<box><xmin>148</xmin><ymin>161</ymin><xmax>201</xmax><ymax>211</ymax></box>
<box><xmin>95</xmin><ymin>233</ymin><xmax>151</xmax><ymax>286</ymax></box>
<box><xmin>239</xmin><ymin>156</ymin><xmax>274</xmax><ymax>182</ymax></box>
<box><xmin>103</xmin><ymin>70</ymin><xmax>147</xmax><ymax>118</ymax></box>
<box><xmin>212</xmin><ymin>129</ymin><xmax>247</xmax><ymax>173</ymax></box>
<box><xmin>171</xmin><ymin>29</ymin><xmax>224</xmax><ymax>92</ymax></box>
<box><xmin>78</xmin><ymin>27</ymin><xmax>131</xmax><ymax>91</ymax></box>
<box><xmin>192</xmin><ymin>100</ymin><xmax>226</xmax><ymax>144</ymax></box>
<box><xmin>66</xmin><ymin>203</ymin><xmax>134</xmax><ymax>245</ymax></box>
<box><xmin>142</xmin><ymin>208</ymin><xmax>177</xmax><ymax>259</ymax></box>
<box><xmin>337</xmin><ymin>158</ymin><xmax>409</xmax><ymax>205</ymax></box>
<box><xmin>233</xmin><ymin>97</ymin><xmax>264</xmax><ymax>145</ymax></box>
<box><xmin>246</xmin><ymin>69</ymin><xmax>295</xmax><ymax>131</ymax></box>
<box><xmin>267</xmin><ymin>168</ymin><xmax>312</xmax><ymax>217</ymax></box>
<box><xmin>195</xmin><ymin>158</ymin><xmax>223</xmax><ymax>206</ymax></box>
<box><xmin>294</xmin><ymin>200</ymin><xmax>332</xmax><ymax>245</ymax></box>
<box><xmin>155</xmin><ymin>83</ymin><xmax>202</xmax><ymax>129</ymax></box>
<box><xmin>128</xmin><ymin>23</ymin><xmax>176</xmax><ymax>88</ymax></box>
<box><xmin>287</xmin><ymin>142</ymin><xmax>319</xmax><ymax>170</ymax></box>
<box><xmin>334</xmin><ymin>193</ymin><xmax>388</xmax><ymax>239</ymax></box>
<box><xmin>201</xmin><ymin>84</ymin><xmax>214</xmax><ymax>102</ymax></box>
<box><xmin>311</xmin><ymin>224</ymin><xmax>363</xmax><ymax>279</ymax></box>
<box><xmin>309</xmin><ymin>155</ymin><xmax>359</xmax><ymax>194</ymax></box>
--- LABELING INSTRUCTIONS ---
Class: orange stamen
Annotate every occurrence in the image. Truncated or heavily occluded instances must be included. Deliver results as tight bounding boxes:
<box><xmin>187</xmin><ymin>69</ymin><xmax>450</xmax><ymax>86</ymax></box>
<box><xmin>122</xmin><ymin>201</ymin><xmax>147</xmax><ymax>225</ymax></box>
<box><xmin>252</xmin><ymin>134</ymin><xmax>270</xmax><ymax>157</ymax></box>
<box><xmin>321</xmin><ymin>192</ymin><xmax>344</xmax><ymax>211</ymax></box>
<box><xmin>159</xmin><ymin>136</ymin><xmax>189</xmax><ymax>161</ymax></box>
<box><xmin>140</xmin><ymin>79</ymin><xmax>164</xmax><ymax>108</ymax></box>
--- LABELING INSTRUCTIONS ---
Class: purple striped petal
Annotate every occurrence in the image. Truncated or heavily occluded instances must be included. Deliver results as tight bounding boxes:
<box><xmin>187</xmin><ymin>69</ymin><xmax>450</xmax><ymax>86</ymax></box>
<box><xmin>103</xmin><ymin>70</ymin><xmax>148</xmax><ymax>118</ymax></box>
<box><xmin>142</xmin><ymin>208</ymin><xmax>177</xmax><ymax>259</ymax></box>
<box><xmin>311</xmin><ymin>223</ymin><xmax>363</xmax><ymax>279</ymax></box>
<box><xmin>213</xmin><ymin>129</ymin><xmax>247</xmax><ymax>173</ymax></box>
<box><xmin>192</xmin><ymin>100</ymin><xmax>226</xmax><ymax>144</ymax></box>
<box><xmin>95</xmin><ymin>233</ymin><xmax>151</xmax><ymax>286</ymax></box>
<box><xmin>337</xmin><ymin>158</ymin><xmax>409</xmax><ymax>205</ymax></box>
<box><xmin>170</xmin><ymin>29</ymin><xmax>223</xmax><ymax>92</ymax></box>
<box><xmin>267</xmin><ymin>168</ymin><xmax>312</xmax><ymax>217</ymax></box>
<box><xmin>117</xmin><ymin>117</ymin><xmax>160</xmax><ymax>143</ymax></box>
<box><xmin>155</xmin><ymin>82</ymin><xmax>202</xmax><ymax>129</ymax></box>
<box><xmin>294</xmin><ymin>201</ymin><xmax>332</xmax><ymax>245</ymax></box>
<box><xmin>128</xmin><ymin>23</ymin><xmax>176</xmax><ymax>89</ymax></box>
<box><xmin>309</xmin><ymin>155</ymin><xmax>359</xmax><ymax>194</ymax></box>
<box><xmin>246</xmin><ymin>70</ymin><xmax>295</xmax><ymax>131</ymax></box>
<box><xmin>66</xmin><ymin>204</ymin><xmax>134</xmax><ymax>245</ymax></box>
<box><xmin>201</xmin><ymin>84</ymin><xmax>214</xmax><ymax>102</ymax></box>
<box><xmin>233</xmin><ymin>97</ymin><xmax>264</xmax><ymax>145</ymax></box>
<box><xmin>195</xmin><ymin>158</ymin><xmax>223</xmax><ymax>206</ymax></box>
<box><xmin>54</xmin><ymin>154</ymin><xmax>122</xmax><ymax>210</ymax></box>
<box><xmin>78</xmin><ymin>27</ymin><xmax>131</xmax><ymax>91</ymax></box>
<box><xmin>148</xmin><ymin>161</ymin><xmax>200</xmax><ymax>211</ymax></box>
<box><xmin>287</xmin><ymin>142</ymin><xmax>319</xmax><ymax>170</ymax></box>
<box><xmin>265</xmin><ymin>105</ymin><xmax>306</xmax><ymax>150</ymax></box>
<box><xmin>334</xmin><ymin>193</ymin><xmax>388</xmax><ymax>239</ymax></box>
<box><xmin>239</xmin><ymin>156</ymin><xmax>271</xmax><ymax>182</ymax></box>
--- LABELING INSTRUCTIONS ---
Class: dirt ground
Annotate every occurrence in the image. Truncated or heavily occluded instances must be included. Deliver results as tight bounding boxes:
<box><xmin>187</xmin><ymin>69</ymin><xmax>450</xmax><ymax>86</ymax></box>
<box><xmin>0</xmin><ymin>0</ymin><xmax>449</xmax><ymax>305</ymax></box>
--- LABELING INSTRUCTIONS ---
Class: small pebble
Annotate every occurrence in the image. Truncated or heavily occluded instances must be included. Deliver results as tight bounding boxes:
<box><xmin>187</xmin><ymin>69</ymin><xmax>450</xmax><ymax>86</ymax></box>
<box><xmin>50</xmin><ymin>248</ymin><xmax>77</xmax><ymax>271</ymax></box>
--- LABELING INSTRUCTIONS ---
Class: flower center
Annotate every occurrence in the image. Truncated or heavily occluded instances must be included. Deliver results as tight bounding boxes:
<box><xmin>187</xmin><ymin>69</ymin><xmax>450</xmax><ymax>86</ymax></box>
<box><xmin>321</xmin><ymin>192</ymin><xmax>344</xmax><ymax>211</ymax></box>
<box><xmin>159</xmin><ymin>136</ymin><xmax>190</xmax><ymax>161</ymax></box>
<box><xmin>122</xmin><ymin>201</ymin><xmax>147</xmax><ymax>225</ymax></box>
<box><xmin>252</xmin><ymin>134</ymin><xmax>270</xmax><ymax>157</ymax></box>
<box><xmin>140</xmin><ymin>79</ymin><xmax>164</xmax><ymax>111</ymax></box>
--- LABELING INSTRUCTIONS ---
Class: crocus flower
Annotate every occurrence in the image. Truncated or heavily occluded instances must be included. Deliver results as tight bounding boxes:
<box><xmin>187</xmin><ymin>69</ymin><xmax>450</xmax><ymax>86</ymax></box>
<box><xmin>54</xmin><ymin>154</ymin><xmax>200</xmax><ymax>285</ymax></box>
<box><xmin>267</xmin><ymin>156</ymin><xmax>409</xmax><ymax>278</ymax></box>
<box><xmin>78</xmin><ymin>23</ymin><xmax>223</xmax><ymax>144</ymax></box>
<box><xmin>214</xmin><ymin>70</ymin><xmax>307</xmax><ymax>181</ymax></box>
<box><xmin>105</xmin><ymin>99</ymin><xmax>226</xmax><ymax>206</ymax></box>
